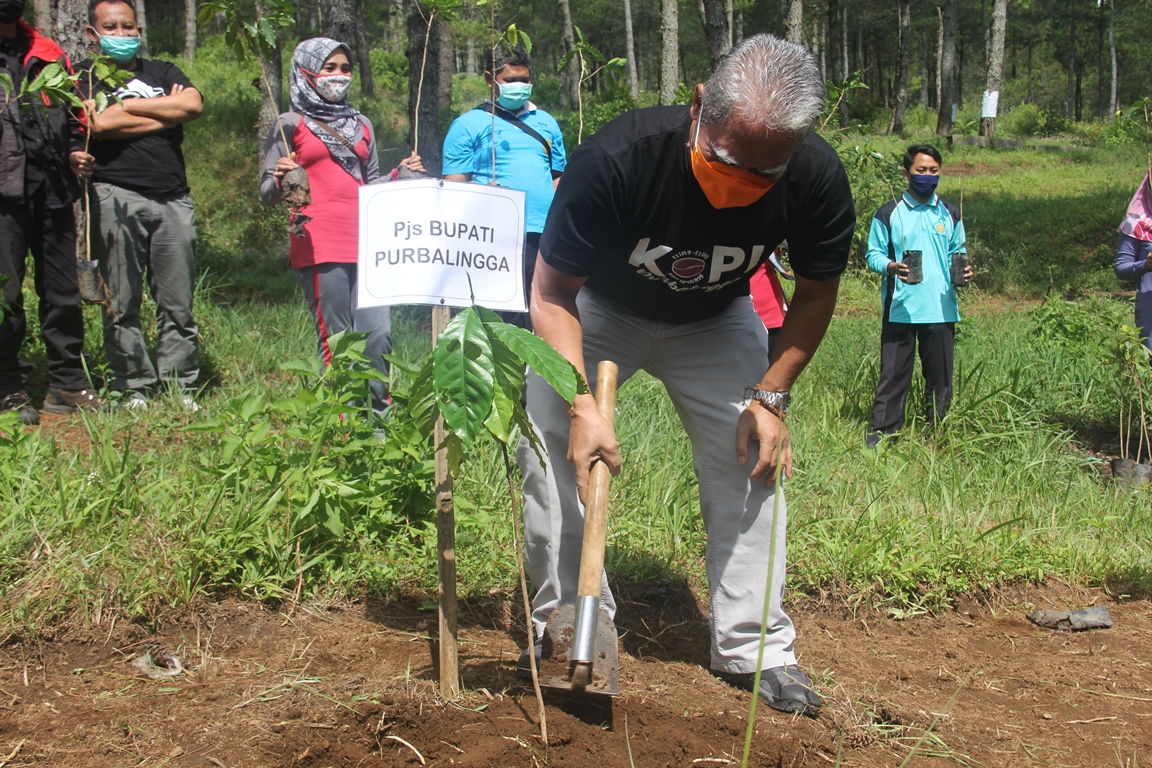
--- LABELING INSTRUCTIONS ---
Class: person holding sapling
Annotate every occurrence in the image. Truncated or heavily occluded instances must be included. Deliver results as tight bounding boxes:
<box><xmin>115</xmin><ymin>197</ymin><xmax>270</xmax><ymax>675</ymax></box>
<box><xmin>864</xmin><ymin>144</ymin><xmax>972</xmax><ymax>448</ymax></box>
<box><xmin>79</xmin><ymin>0</ymin><xmax>203</xmax><ymax>411</ymax></box>
<box><xmin>1113</xmin><ymin>172</ymin><xmax>1152</xmax><ymax>353</ymax></box>
<box><xmin>441</xmin><ymin>40</ymin><xmax>566</xmax><ymax>330</ymax></box>
<box><xmin>0</xmin><ymin>0</ymin><xmax>101</xmax><ymax>425</ymax></box>
<box><xmin>260</xmin><ymin>37</ymin><xmax>423</xmax><ymax>417</ymax></box>
<box><xmin>519</xmin><ymin>34</ymin><xmax>854</xmax><ymax>717</ymax></box>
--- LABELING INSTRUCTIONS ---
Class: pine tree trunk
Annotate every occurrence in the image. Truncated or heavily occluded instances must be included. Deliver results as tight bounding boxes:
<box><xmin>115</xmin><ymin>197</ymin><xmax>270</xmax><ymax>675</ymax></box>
<box><xmin>920</xmin><ymin>27</ymin><xmax>930</xmax><ymax>108</ymax></box>
<box><xmin>184</xmin><ymin>0</ymin><xmax>197</xmax><ymax>59</ymax></box>
<box><xmin>437</xmin><ymin>16</ymin><xmax>451</xmax><ymax>115</ymax></box>
<box><xmin>827</xmin><ymin>0</ymin><xmax>841</xmax><ymax>80</ymax></box>
<box><xmin>935</xmin><ymin>0</ymin><xmax>958</xmax><ymax>139</ymax></box>
<box><xmin>258</xmin><ymin>41</ymin><xmax>283</xmax><ymax>145</ymax></box>
<box><xmin>558</xmin><ymin>0</ymin><xmax>579</xmax><ymax>109</ymax></box>
<box><xmin>786</xmin><ymin>0</ymin><xmax>803</xmax><ymax>44</ymax></box>
<box><xmin>407</xmin><ymin>4</ymin><xmax>443</xmax><ymax>174</ymax></box>
<box><xmin>935</xmin><ymin>3</ymin><xmax>943</xmax><ymax>108</ymax></box>
<box><xmin>889</xmin><ymin>0</ymin><xmax>910</xmax><ymax>134</ymax></box>
<box><xmin>659</xmin><ymin>0</ymin><xmax>678</xmax><ymax>105</ymax></box>
<box><xmin>623</xmin><ymin>0</ymin><xmax>639</xmax><ymax>99</ymax></box>
<box><xmin>978</xmin><ymin>0</ymin><xmax>1006</xmax><ymax>137</ymax></box>
<box><xmin>33</xmin><ymin>0</ymin><xmax>51</xmax><ymax>33</ymax></box>
<box><xmin>695</xmin><ymin>0</ymin><xmax>730</xmax><ymax>70</ymax></box>
<box><xmin>1095</xmin><ymin>2</ymin><xmax>1105</xmax><ymax>120</ymax></box>
<box><xmin>1065</xmin><ymin>19</ymin><xmax>1075</xmax><ymax>120</ymax></box>
<box><xmin>321</xmin><ymin>0</ymin><xmax>353</xmax><ymax>43</ymax></box>
<box><xmin>354</xmin><ymin>0</ymin><xmax>374</xmax><ymax>97</ymax></box>
<box><xmin>1108</xmin><ymin>0</ymin><xmax>1117</xmax><ymax>121</ymax></box>
<box><xmin>135</xmin><ymin>0</ymin><xmax>148</xmax><ymax>58</ymax></box>
<box><xmin>52</xmin><ymin>0</ymin><xmax>89</xmax><ymax>63</ymax></box>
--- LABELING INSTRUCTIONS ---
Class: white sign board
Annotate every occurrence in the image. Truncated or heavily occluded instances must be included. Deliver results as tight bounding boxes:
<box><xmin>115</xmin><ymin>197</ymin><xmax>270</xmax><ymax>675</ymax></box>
<box><xmin>358</xmin><ymin>178</ymin><xmax>526</xmax><ymax>311</ymax></box>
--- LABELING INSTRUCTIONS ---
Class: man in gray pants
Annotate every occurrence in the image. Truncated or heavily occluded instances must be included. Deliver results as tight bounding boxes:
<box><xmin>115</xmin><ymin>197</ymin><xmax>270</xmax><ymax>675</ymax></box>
<box><xmin>81</xmin><ymin>0</ymin><xmax>202</xmax><ymax>407</ymax></box>
<box><xmin>518</xmin><ymin>34</ymin><xmax>854</xmax><ymax>717</ymax></box>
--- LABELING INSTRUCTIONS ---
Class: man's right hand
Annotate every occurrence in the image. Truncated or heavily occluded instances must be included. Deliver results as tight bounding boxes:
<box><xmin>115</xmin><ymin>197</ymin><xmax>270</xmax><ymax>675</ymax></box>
<box><xmin>274</xmin><ymin>152</ymin><xmax>299</xmax><ymax>179</ymax></box>
<box><xmin>567</xmin><ymin>393</ymin><xmax>622</xmax><ymax>506</ymax></box>
<box><xmin>888</xmin><ymin>260</ymin><xmax>911</xmax><ymax>281</ymax></box>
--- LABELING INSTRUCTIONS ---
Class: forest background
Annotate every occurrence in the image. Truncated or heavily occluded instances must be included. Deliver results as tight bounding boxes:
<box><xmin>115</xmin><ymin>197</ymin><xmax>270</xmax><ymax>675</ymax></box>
<box><xmin>20</xmin><ymin>0</ymin><xmax>1152</xmax><ymax>279</ymax></box>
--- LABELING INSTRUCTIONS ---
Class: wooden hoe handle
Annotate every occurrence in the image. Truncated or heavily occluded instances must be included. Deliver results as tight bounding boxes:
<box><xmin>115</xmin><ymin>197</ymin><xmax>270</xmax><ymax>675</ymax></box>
<box><xmin>577</xmin><ymin>360</ymin><xmax>619</xmax><ymax>598</ymax></box>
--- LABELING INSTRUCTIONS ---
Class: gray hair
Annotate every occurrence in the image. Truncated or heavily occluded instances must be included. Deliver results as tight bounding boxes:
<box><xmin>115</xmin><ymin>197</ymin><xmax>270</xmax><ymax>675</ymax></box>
<box><xmin>699</xmin><ymin>34</ymin><xmax>825</xmax><ymax>136</ymax></box>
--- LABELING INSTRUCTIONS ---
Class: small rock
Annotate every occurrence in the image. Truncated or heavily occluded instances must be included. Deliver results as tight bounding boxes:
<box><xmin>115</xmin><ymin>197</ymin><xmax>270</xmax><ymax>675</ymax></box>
<box><xmin>1026</xmin><ymin>605</ymin><xmax>1114</xmax><ymax>631</ymax></box>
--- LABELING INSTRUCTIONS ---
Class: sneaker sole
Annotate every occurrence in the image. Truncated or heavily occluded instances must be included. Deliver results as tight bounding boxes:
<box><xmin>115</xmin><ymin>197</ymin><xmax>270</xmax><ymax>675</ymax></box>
<box><xmin>41</xmin><ymin>403</ymin><xmax>79</xmax><ymax>415</ymax></box>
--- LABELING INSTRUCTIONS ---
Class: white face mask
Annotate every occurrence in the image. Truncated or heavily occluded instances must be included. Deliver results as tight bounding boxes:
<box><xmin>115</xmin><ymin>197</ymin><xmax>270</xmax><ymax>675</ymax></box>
<box><xmin>315</xmin><ymin>74</ymin><xmax>352</xmax><ymax>103</ymax></box>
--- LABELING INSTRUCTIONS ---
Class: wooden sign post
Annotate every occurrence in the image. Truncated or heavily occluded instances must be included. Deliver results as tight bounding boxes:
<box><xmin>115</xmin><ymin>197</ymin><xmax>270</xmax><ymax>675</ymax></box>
<box><xmin>432</xmin><ymin>303</ymin><xmax>459</xmax><ymax>699</ymax></box>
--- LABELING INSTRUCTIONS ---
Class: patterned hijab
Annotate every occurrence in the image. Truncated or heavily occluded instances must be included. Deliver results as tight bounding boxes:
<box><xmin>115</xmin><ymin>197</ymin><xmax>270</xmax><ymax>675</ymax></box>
<box><xmin>1119</xmin><ymin>173</ymin><xmax>1152</xmax><ymax>243</ymax></box>
<box><xmin>289</xmin><ymin>37</ymin><xmax>364</xmax><ymax>182</ymax></box>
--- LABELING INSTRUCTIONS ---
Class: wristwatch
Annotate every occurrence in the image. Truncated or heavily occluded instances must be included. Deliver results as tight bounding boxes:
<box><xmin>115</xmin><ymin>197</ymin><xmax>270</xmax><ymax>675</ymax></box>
<box><xmin>745</xmin><ymin>387</ymin><xmax>791</xmax><ymax>419</ymax></box>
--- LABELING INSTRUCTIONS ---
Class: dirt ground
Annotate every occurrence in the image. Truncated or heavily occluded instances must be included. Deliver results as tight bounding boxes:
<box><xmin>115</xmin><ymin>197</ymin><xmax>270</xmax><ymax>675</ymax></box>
<box><xmin>1</xmin><ymin>582</ymin><xmax>1149</xmax><ymax>768</ymax></box>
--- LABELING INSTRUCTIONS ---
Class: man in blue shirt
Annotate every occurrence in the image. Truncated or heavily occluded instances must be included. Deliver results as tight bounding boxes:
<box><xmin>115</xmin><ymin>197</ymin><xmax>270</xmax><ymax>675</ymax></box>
<box><xmin>865</xmin><ymin>144</ymin><xmax>972</xmax><ymax>448</ymax></box>
<box><xmin>442</xmin><ymin>42</ymin><xmax>566</xmax><ymax>328</ymax></box>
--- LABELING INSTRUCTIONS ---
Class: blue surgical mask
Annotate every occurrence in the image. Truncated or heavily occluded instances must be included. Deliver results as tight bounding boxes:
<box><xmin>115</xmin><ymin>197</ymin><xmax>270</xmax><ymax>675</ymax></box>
<box><xmin>496</xmin><ymin>82</ymin><xmax>532</xmax><ymax>111</ymax></box>
<box><xmin>99</xmin><ymin>34</ymin><xmax>141</xmax><ymax>64</ymax></box>
<box><xmin>908</xmin><ymin>173</ymin><xmax>939</xmax><ymax>199</ymax></box>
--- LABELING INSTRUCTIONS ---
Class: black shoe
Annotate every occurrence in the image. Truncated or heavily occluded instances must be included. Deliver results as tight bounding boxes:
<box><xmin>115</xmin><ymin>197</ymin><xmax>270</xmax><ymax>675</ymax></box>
<box><xmin>0</xmin><ymin>391</ymin><xmax>39</xmax><ymax>425</ymax></box>
<box><xmin>516</xmin><ymin>642</ymin><xmax>543</xmax><ymax>680</ymax></box>
<box><xmin>715</xmin><ymin>665</ymin><xmax>823</xmax><ymax>718</ymax></box>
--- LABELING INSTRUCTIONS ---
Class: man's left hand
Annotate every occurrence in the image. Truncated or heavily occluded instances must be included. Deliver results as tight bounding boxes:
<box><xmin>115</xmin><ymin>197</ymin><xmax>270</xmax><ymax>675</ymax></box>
<box><xmin>963</xmin><ymin>263</ymin><xmax>975</xmax><ymax>283</ymax></box>
<box><xmin>70</xmin><ymin>151</ymin><xmax>95</xmax><ymax>179</ymax></box>
<box><xmin>400</xmin><ymin>152</ymin><xmax>425</xmax><ymax>174</ymax></box>
<box><xmin>735</xmin><ymin>401</ymin><xmax>792</xmax><ymax>484</ymax></box>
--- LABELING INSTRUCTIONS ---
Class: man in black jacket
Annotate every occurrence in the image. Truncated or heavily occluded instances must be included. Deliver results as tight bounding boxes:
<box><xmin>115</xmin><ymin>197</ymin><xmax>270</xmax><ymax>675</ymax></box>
<box><xmin>0</xmin><ymin>1</ymin><xmax>100</xmax><ymax>424</ymax></box>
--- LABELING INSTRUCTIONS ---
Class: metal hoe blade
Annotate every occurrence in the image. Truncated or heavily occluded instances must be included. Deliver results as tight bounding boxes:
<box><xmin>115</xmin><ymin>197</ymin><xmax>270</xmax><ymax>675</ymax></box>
<box><xmin>536</xmin><ymin>603</ymin><xmax>619</xmax><ymax>695</ymax></box>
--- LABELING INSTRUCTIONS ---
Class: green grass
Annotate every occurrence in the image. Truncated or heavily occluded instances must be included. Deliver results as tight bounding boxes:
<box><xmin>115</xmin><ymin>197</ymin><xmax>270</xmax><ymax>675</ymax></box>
<box><xmin>4</xmin><ymin>267</ymin><xmax>1150</xmax><ymax>638</ymax></box>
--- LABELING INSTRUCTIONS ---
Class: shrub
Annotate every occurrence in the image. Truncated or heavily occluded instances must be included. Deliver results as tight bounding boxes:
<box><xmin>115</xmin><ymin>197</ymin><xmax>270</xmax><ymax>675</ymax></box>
<box><xmin>999</xmin><ymin>103</ymin><xmax>1048</xmax><ymax>138</ymax></box>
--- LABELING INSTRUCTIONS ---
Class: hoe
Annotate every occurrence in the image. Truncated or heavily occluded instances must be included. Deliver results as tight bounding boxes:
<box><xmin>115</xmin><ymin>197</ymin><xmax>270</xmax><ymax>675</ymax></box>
<box><xmin>536</xmin><ymin>360</ymin><xmax>621</xmax><ymax>696</ymax></box>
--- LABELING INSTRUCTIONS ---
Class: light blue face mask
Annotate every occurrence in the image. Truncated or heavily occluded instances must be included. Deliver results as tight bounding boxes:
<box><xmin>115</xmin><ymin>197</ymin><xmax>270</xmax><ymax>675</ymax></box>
<box><xmin>496</xmin><ymin>82</ymin><xmax>532</xmax><ymax>111</ymax></box>
<box><xmin>99</xmin><ymin>34</ymin><xmax>141</xmax><ymax>63</ymax></box>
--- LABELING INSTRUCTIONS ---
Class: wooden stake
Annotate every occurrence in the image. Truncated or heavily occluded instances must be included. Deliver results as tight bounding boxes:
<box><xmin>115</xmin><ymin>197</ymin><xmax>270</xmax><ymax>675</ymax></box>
<box><xmin>432</xmin><ymin>304</ymin><xmax>459</xmax><ymax>699</ymax></box>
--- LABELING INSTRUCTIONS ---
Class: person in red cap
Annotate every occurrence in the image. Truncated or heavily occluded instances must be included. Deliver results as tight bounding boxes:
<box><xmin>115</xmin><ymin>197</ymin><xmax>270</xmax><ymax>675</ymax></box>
<box><xmin>0</xmin><ymin>0</ymin><xmax>101</xmax><ymax>425</ymax></box>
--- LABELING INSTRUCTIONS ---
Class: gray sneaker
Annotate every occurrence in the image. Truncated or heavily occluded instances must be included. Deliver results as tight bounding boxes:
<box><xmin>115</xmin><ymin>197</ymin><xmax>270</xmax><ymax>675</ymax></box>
<box><xmin>715</xmin><ymin>665</ymin><xmax>823</xmax><ymax>717</ymax></box>
<box><xmin>0</xmin><ymin>391</ymin><xmax>39</xmax><ymax>425</ymax></box>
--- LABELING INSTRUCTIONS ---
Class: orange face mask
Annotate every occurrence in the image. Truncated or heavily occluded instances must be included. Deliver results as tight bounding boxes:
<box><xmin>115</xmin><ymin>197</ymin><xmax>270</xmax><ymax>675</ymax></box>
<box><xmin>689</xmin><ymin>119</ymin><xmax>777</xmax><ymax>209</ymax></box>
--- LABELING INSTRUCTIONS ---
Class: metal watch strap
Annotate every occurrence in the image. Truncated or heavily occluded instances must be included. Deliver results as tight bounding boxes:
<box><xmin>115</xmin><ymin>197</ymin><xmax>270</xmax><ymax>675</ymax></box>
<box><xmin>743</xmin><ymin>387</ymin><xmax>790</xmax><ymax>418</ymax></box>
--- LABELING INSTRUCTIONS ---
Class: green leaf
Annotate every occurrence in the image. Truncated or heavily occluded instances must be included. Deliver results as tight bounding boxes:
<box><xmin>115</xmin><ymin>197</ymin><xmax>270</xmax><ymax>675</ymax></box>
<box><xmin>606</xmin><ymin>57</ymin><xmax>627</xmax><ymax>69</ymax></box>
<box><xmin>557</xmin><ymin>50</ymin><xmax>576</xmax><ymax>72</ymax></box>
<box><xmin>325</xmin><ymin>508</ymin><xmax>344</xmax><ymax>537</ymax></box>
<box><xmin>518</xmin><ymin>30</ymin><xmax>532</xmax><ymax>54</ymax></box>
<box><xmin>433</xmin><ymin>308</ymin><xmax>494</xmax><ymax>444</ymax></box>
<box><xmin>406</xmin><ymin>357</ymin><xmax>438</xmax><ymax>438</ymax></box>
<box><xmin>481</xmin><ymin>308</ymin><xmax>586</xmax><ymax>402</ymax></box>
<box><xmin>239</xmin><ymin>394</ymin><xmax>264</xmax><ymax>421</ymax></box>
<box><xmin>196</xmin><ymin>4</ymin><xmax>215</xmax><ymax>25</ymax></box>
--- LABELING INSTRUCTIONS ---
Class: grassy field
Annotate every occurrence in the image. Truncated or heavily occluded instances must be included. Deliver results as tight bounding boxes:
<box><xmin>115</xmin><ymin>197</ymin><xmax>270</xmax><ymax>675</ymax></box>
<box><xmin>2</xmin><ymin>141</ymin><xmax>1150</xmax><ymax>640</ymax></box>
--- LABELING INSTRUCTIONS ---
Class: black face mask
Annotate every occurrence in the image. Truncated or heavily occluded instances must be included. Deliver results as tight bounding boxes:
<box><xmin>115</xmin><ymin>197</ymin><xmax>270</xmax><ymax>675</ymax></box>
<box><xmin>0</xmin><ymin>0</ymin><xmax>25</xmax><ymax>23</ymax></box>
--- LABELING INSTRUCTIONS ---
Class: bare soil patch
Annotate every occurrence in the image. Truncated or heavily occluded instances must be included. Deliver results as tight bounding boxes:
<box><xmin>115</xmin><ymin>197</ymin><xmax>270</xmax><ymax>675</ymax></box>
<box><xmin>1</xmin><ymin>583</ymin><xmax>1149</xmax><ymax>767</ymax></box>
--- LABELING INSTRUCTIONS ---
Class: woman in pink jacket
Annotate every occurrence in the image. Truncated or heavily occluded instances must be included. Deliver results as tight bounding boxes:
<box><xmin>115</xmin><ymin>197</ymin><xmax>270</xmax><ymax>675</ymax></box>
<box><xmin>260</xmin><ymin>37</ymin><xmax>421</xmax><ymax>415</ymax></box>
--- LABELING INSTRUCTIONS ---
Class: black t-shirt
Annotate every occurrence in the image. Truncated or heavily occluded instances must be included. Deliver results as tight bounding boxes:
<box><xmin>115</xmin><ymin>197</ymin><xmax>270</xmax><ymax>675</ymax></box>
<box><xmin>540</xmin><ymin>106</ymin><xmax>856</xmax><ymax>323</ymax></box>
<box><xmin>78</xmin><ymin>58</ymin><xmax>194</xmax><ymax>196</ymax></box>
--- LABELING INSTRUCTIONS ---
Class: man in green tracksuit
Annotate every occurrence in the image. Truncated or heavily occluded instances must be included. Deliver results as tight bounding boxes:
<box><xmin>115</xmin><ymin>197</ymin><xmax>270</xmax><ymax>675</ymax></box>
<box><xmin>865</xmin><ymin>144</ymin><xmax>973</xmax><ymax>447</ymax></box>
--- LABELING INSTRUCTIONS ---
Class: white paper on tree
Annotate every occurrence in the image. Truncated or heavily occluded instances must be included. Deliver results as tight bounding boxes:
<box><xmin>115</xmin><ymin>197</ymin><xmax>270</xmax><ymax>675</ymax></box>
<box><xmin>981</xmin><ymin>90</ymin><xmax>1000</xmax><ymax>119</ymax></box>
<box><xmin>358</xmin><ymin>178</ymin><xmax>526</xmax><ymax>310</ymax></box>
